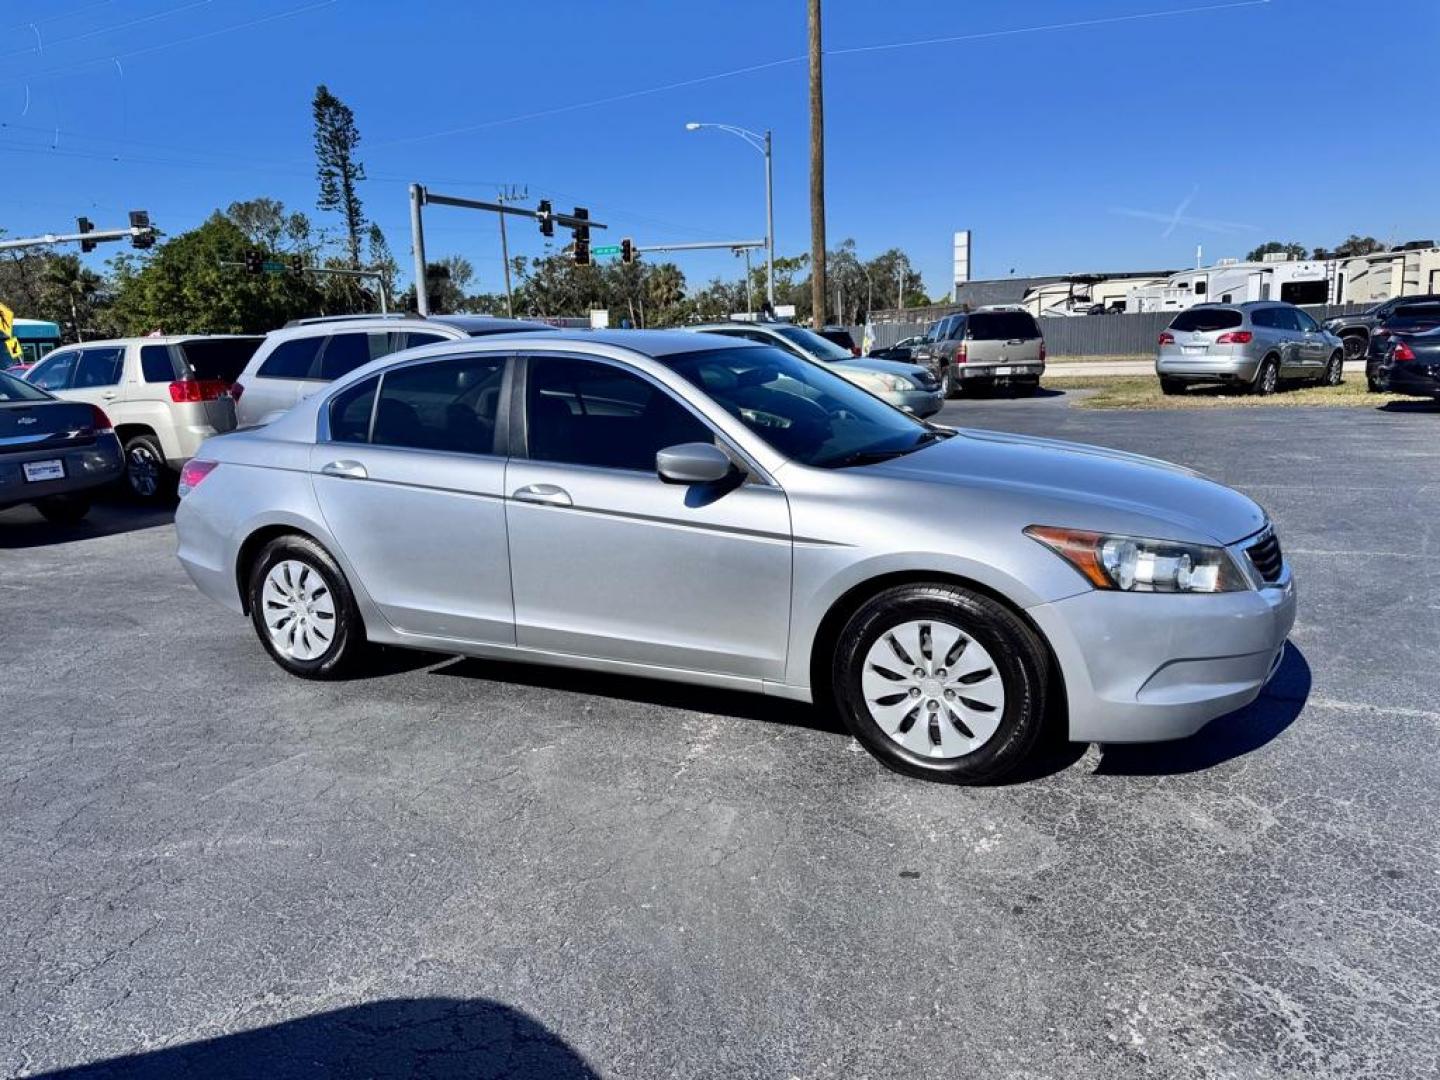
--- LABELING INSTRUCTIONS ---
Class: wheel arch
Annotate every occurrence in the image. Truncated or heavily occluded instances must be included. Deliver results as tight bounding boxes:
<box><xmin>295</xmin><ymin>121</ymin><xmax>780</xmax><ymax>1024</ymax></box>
<box><xmin>235</xmin><ymin>523</ymin><xmax>332</xmax><ymax>616</ymax></box>
<box><xmin>114</xmin><ymin>422</ymin><xmax>159</xmax><ymax>445</ymax></box>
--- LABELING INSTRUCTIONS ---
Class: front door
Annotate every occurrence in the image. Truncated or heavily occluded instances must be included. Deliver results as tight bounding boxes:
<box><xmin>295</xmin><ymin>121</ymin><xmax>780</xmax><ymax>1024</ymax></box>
<box><xmin>309</xmin><ymin>354</ymin><xmax>516</xmax><ymax>644</ymax></box>
<box><xmin>504</xmin><ymin>353</ymin><xmax>792</xmax><ymax>680</ymax></box>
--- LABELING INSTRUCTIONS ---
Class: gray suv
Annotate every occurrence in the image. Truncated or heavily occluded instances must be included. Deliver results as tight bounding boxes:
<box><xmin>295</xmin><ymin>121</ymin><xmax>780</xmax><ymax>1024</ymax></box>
<box><xmin>1156</xmin><ymin>302</ymin><xmax>1344</xmax><ymax>396</ymax></box>
<box><xmin>912</xmin><ymin>308</ymin><xmax>1046</xmax><ymax>398</ymax></box>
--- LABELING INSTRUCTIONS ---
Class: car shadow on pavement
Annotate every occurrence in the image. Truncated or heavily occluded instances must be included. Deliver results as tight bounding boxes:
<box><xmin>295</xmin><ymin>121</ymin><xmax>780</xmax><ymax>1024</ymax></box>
<box><xmin>1095</xmin><ymin>642</ymin><xmax>1311</xmax><ymax>776</ymax></box>
<box><xmin>1378</xmin><ymin>399</ymin><xmax>1440</xmax><ymax>413</ymax></box>
<box><xmin>0</xmin><ymin>497</ymin><xmax>173</xmax><ymax>549</ymax></box>
<box><xmin>28</xmin><ymin>997</ymin><xmax>600</xmax><ymax>1079</ymax></box>
<box><xmin>430</xmin><ymin>655</ymin><xmax>850</xmax><ymax>737</ymax></box>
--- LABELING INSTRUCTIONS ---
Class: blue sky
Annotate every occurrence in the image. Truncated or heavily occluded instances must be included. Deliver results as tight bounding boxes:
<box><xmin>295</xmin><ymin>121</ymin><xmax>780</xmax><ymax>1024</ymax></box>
<box><xmin>2</xmin><ymin>0</ymin><xmax>1434</xmax><ymax>298</ymax></box>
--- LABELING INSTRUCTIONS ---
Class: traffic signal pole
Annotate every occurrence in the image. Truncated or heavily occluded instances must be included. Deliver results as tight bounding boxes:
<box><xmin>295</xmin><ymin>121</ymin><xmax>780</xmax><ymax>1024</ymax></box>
<box><xmin>0</xmin><ymin>220</ymin><xmax>156</xmax><ymax>253</ymax></box>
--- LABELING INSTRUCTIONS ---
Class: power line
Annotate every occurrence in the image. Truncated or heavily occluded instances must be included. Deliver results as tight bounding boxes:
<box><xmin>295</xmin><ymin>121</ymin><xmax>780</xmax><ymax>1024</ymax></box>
<box><xmin>4</xmin><ymin>0</ymin><xmax>118</xmax><ymax>34</ymax></box>
<box><xmin>0</xmin><ymin>0</ymin><xmax>216</xmax><ymax>63</ymax></box>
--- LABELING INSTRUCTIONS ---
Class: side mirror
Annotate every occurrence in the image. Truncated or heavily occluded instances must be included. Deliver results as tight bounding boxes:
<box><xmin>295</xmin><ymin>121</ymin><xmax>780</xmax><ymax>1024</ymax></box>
<box><xmin>657</xmin><ymin>442</ymin><xmax>734</xmax><ymax>485</ymax></box>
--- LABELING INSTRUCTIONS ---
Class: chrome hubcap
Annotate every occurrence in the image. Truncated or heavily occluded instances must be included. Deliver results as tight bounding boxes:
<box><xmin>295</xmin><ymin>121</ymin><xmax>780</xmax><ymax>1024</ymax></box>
<box><xmin>127</xmin><ymin>447</ymin><xmax>159</xmax><ymax>496</ymax></box>
<box><xmin>261</xmin><ymin>560</ymin><xmax>336</xmax><ymax>661</ymax></box>
<box><xmin>862</xmin><ymin>619</ymin><xmax>1006</xmax><ymax>759</ymax></box>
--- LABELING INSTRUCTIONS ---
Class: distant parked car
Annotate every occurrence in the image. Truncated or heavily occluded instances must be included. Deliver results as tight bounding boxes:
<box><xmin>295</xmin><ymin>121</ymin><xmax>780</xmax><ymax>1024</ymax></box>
<box><xmin>911</xmin><ymin>308</ymin><xmax>1046</xmax><ymax>398</ymax></box>
<box><xmin>1368</xmin><ymin>301</ymin><xmax>1440</xmax><ymax>400</ymax></box>
<box><xmin>231</xmin><ymin>315</ymin><xmax>554</xmax><ymax>429</ymax></box>
<box><xmin>1</xmin><ymin>368</ymin><xmax>123</xmax><ymax>523</ymax></box>
<box><xmin>817</xmin><ymin>326</ymin><xmax>860</xmax><ymax>356</ymax></box>
<box><xmin>1156</xmin><ymin>302</ymin><xmax>1344</xmax><ymax>396</ymax></box>
<box><xmin>1324</xmin><ymin>293</ymin><xmax>1440</xmax><ymax>363</ymax></box>
<box><xmin>868</xmin><ymin>334</ymin><xmax>925</xmax><ymax>363</ymax></box>
<box><xmin>684</xmin><ymin>321</ymin><xmax>944</xmax><ymax>417</ymax></box>
<box><xmin>23</xmin><ymin>335</ymin><xmax>261</xmax><ymax>501</ymax></box>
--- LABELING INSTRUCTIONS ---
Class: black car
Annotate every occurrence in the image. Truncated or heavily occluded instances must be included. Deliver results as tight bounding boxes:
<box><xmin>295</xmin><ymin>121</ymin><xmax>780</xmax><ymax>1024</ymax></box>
<box><xmin>1370</xmin><ymin>302</ymin><xmax>1440</xmax><ymax>400</ymax></box>
<box><xmin>1326</xmin><ymin>293</ymin><xmax>1440</xmax><ymax>363</ymax></box>
<box><xmin>0</xmin><ymin>369</ymin><xmax>124</xmax><ymax>523</ymax></box>
<box><xmin>868</xmin><ymin>334</ymin><xmax>925</xmax><ymax>363</ymax></box>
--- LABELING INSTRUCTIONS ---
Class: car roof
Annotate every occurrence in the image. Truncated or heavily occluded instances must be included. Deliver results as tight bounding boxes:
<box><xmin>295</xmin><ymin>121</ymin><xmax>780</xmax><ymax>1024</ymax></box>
<box><xmin>45</xmin><ymin>334</ymin><xmax>263</xmax><ymax>347</ymax></box>
<box><xmin>521</xmin><ymin>328</ymin><xmax>754</xmax><ymax>357</ymax></box>
<box><xmin>263</xmin><ymin>317</ymin><xmax>465</xmax><ymax>341</ymax></box>
<box><xmin>427</xmin><ymin>314</ymin><xmax>557</xmax><ymax>335</ymax></box>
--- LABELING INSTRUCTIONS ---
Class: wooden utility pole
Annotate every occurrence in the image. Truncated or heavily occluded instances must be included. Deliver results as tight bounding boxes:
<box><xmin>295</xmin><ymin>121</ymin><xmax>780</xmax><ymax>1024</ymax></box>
<box><xmin>808</xmin><ymin>0</ymin><xmax>827</xmax><ymax>328</ymax></box>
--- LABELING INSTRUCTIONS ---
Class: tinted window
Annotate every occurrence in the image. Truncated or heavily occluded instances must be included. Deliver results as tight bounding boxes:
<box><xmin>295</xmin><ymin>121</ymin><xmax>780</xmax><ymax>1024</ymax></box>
<box><xmin>328</xmin><ymin>376</ymin><xmax>379</xmax><ymax>444</ymax></box>
<box><xmin>258</xmin><ymin>336</ymin><xmax>323</xmax><ymax>379</ymax></box>
<box><xmin>0</xmin><ymin>369</ymin><xmax>50</xmax><ymax>402</ymax></box>
<box><xmin>1293</xmin><ymin>309</ymin><xmax>1321</xmax><ymax>332</ymax></box>
<box><xmin>1392</xmin><ymin>303</ymin><xmax>1440</xmax><ymax>321</ymax></box>
<box><xmin>404</xmin><ymin>332</ymin><xmax>448</xmax><ymax>349</ymax></box>
<box><xmin>178</xmin><ymin>338</ymin><xmax>262</xmax><ymax>381</ymax></box>
<box><xmin>72</xmin><ymin>347</ymin><xmax>125</xmax><ymax>388</ymax></box>
<box><xmin>1194</xmin><ymin>279</ymin><xmax>1208</xmax><ymax>296</ymax></box>
<box><xmin>526</xmin><ymin>356</ymin><xmax>713</xmax><ymax>472</ymax></box>
<box><xmin>666</xmin><ymin>345</ymin><xmax>928</xmax><ymax>468</ymax></box>
<box><xmin>1249</xmin><ymin>308</ymin><xmax>1276</xmax><ymax>329</ymax></box>
<box><xmin>1270</xmin><ymin>307</ymin><xmax>1301</xmax><ymax>332</ymax></box>
<box><xmin>373</xmin><ymin>356</ymin><xmax>508</xmax><ymax>455</ymax></box>
<box><xmin>141</xmin><ymin>345</ymin><xmax>178</xmax><ymax>383</ymax></box>
<box><xmin>775</xmin><ymin>325</ymin><xmax>855</xmax><ymax>361</ymax></box>
<box><xmin>967</xmin><ymin>312</ymin><xmax>1041</xmax><ymax>340</ymax></box>
<box><xmin>1169</xmin><ymin>308</ymin><xmax>1242</xmax><ymax>333</ymax></box>
<box><xmin>316</xmin><ymin>331</ymin><xmax>415</xmax><ymax>380</ymax></box>
<box><xmin>28</xmin><ymin>350</ymin><xmax>78</xmax><ymax>390</ymax></box>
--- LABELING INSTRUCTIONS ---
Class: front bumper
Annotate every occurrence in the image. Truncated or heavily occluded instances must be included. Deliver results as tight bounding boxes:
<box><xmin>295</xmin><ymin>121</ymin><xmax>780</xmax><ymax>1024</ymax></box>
<box><xmin>1027</xmin><ymin>562</ymin><xmax>1297</xmax><ymax>743</ymax></box>
<box><xmin>889</xmin><ymin>388</ymin><xmax>945</xmax><ymax>417</ymax></box>
<box><xmin>0</xmin><ymin>435</ymin><xmax>124</xmax><ymax>510</ymax></box>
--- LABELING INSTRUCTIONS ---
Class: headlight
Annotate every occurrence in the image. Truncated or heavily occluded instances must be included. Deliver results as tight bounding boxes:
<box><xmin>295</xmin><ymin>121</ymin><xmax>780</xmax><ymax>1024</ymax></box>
<box><xmin>1024</xmin><ymin>525</ymin><xmax>1250</xmax><ymax>593</ymax></box>
<box><xmin>855</xmin><ymin>372</ymin><xmax>909</xmax><ymax>392</ymax></box>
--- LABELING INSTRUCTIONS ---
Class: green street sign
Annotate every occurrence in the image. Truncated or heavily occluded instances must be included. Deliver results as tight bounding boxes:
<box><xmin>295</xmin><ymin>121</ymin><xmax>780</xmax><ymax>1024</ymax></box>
<box><xmin>262</xmin><ymin>261</ymin><xmax>287</xmax><ymax>274</ymax></box>
<box><xmin>592</xmin><ymin>245</ymin><xmax>620</xmax><ymax>257</ymax></box>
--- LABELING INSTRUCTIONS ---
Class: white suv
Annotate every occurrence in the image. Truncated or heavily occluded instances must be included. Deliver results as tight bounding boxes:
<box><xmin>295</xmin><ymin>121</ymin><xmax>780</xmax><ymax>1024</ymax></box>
<box><xmin>24</xmin><ymin>335</ymin><xmax>262</xmax><ymax>501</ymax></box>
<box><xmin>231</xmin><ymin>314</ymin><xmax>554</xmax><ymax>428</ymax></box>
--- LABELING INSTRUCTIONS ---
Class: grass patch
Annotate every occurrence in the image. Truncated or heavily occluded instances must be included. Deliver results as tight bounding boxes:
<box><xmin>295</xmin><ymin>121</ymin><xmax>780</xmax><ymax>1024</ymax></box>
<box><xmin>1063</xmin><ymin>376</ymin><xmax>1422</xmax><ymax>410</ymax></box>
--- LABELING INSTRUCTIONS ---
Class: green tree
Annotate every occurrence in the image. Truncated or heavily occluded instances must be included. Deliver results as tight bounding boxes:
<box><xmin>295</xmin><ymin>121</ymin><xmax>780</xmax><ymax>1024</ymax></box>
<box><xmin>313</xmin><ymin>84</ymin><xmax>367</xmax><ymax>267</ymax></box>
<box><xmin>1332</xmin><ymin>234</ymin><xmax>1385</xmax><ymax>258</ymax></box>
<box><xmin>42</xmin><ymin>255</ymin><xmax>107</xmax><ymax>341</ymax></box>
<box><xmin>1245</xmin><ymin>240</ymin><xmax>1308</xmax><ymax>262</ymax></box>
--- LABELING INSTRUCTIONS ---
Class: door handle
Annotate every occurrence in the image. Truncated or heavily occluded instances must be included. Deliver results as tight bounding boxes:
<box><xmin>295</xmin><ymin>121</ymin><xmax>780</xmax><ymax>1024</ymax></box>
<box><xmin>321</xmin><ymin>460</ymin><xmax>368</xmax><ymax>480</ymax></box>
<box><xmin>101</xmin><ymin>390</ymin><xmax>118</xmax><ymax>400</ymax></box>
<box><xmin>511</xmin><ymin>483</ymin><xmax>572</xmax><ymax>507</ymax></box>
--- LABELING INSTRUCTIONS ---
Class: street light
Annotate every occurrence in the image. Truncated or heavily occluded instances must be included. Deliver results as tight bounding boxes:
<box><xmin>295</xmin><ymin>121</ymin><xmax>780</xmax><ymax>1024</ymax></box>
<box><xmin>686</xmin><ymin>121</ymin><xmax>774</xmax><ymax>312</ymax></box>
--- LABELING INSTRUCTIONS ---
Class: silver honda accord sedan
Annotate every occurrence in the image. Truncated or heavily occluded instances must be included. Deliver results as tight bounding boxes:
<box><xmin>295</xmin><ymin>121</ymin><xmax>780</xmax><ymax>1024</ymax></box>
<box><xmin>175</xmin><ymin>330</ymin><xmax>1296</xmax><ymax>784</ymax></box>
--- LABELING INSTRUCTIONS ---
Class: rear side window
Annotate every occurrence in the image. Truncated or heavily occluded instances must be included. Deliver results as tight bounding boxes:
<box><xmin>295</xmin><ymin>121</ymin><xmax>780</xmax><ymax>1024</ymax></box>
<box><xmin>1249</xmin><ymin>309</ymin><xmax>1278</xmax><ymax>329</ymax></box>
<box><xmin>328</xmin><ymin>376</ymin><xmax>379</xmax><ymax>443</ymax></box>
<box><xmin>72</xmin><ymin>347</ymin><xmax>125</xmax><ymax>388</ymax></box>
<box><xmin>258</xmin><ymin>336</ymin><xmax>323</xmax><ymax>379</ymax></box>
<box><xmin>371</xmin><ymin>356</ymin><xmax>508</xmax><ymax>455</ymax></box>
<box><xmin>1169</xmin><ymin>308</ymin><xmax>1242</xmax><ymax>333</ymax></box>
<box><xmin>28</xmin><ymin>350</ymin><xmax>78</xmax><ymax>390</ymax></box>
<box><xmin>404</xmin><ymin>332</ymin><xmax>449</xmax><ymax>349</ymax></box>
<box><xmin>967</xmin><ymin>311</ymin><xmax>1040</xmax><ymax>341</ymax></box>
<box><xmin>316</xmin><ymin>331</ymin><xmax>412</xmax><ymax>380</ymax></box>
<box><xmin>141</xmin><ymin>345</ymin><xmax>178</xmax><ymax>383</ymax></box>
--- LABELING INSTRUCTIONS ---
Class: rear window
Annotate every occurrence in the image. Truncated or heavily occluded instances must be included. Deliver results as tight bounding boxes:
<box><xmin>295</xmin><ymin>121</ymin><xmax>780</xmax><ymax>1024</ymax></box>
<box><xmin>1169</xmin><ymin>308</ymin><xmax>1242</xmax><ymax>333</ymax></box>
<box><xmin>0</xmin><ymin>369</ymin><xmax>49</xmax><ymax>402</ymax></box>
<box><xmin>258</xmin><ymin>337</ymin><xmax>323</xmax><ymax>379</ymax></box>
<box><xmin>1392</xmin><ymin>303</ymin><xmax>1440</xmax><ymax>321</ymax></box>
<box><xmin>966</xmin><ymin>311</ymin><xmax>1040</xmax><ymax>341</ymax></box>
<box><xmin>179</xmin><ymin>338</ymin><xmax>263</xmax><ymax>382</ymax></box>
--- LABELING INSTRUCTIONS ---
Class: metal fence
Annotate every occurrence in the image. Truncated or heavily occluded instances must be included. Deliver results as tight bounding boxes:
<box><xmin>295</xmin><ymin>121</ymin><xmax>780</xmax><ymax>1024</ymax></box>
<box><xmin>863</xmin><ymin>303</ymin><xmax>1374</xmax><ymax>358</ymax></box>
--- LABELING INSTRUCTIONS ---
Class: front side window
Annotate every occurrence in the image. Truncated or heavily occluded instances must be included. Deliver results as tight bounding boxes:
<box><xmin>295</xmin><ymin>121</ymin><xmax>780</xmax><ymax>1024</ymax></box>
<box><xmin>258</xmin><ymin>336</ymin><xmax>323</xmax><ymax>379</ymax></box>
<box><xmin>71</xmin><ymin>347</ymin><xmax>125</xmax><ymax>388</ymax></box>
<box><xmin>1294</xmin><ymin>309</ymin><xmax>1321</xmax><ymax>332</ymax></box>
<box><xmin>371</xmin><ymin>356</ymin><xmax>508</xmax><ymax>455</ymax></box>
<box><xmin>526</xmin><ymin>355</ymin><xmax>713</xmax><ymax>472</ymax></box>
<box><xmin>665</xmin><ymin>345</ymin><xmax>931</xmax><ymax>469</ymax></box>
<box><xmin>27</xmin><ymin>350</ymin><xmax>78</xmax><ymax>390</ymax></box>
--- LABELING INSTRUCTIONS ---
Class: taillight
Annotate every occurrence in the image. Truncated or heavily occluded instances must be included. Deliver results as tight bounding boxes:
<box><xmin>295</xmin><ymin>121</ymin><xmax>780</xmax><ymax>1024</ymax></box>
<box><xmin>955</xmin><ymin>343</ymin><xmax>968</xmax><ymax>365</ymax></box>
<box><xmin>1216</xmin><ymin>331</ymin><xmax>1254</xmax><ymax>344</ymax></box>
<box><xmin>178</xmin><ymin>459</ymin><xmax>218</xmax><ymax>497</ymax></box>
<box><xmin>1393</xmin><ymin>340</ymin><xmax>1417</xmax><ymax>362</ymax></box>
<box><xmin>89</xmin><ymin>405</ymin><xmax>114</xmax><ymax>434</ymax></box>
<box><xmin>168</xmin><ymin>378</ymin><xmax>230</xmax><ymax>403</ymax></box>
<box><xmin>1038</xmin><ymin>342</ymin><xmax>1047</xmax><ymax>363</ymax></box>
<box><xmin>229</xmin><ymin>380</ymin><xmax>245</xmax><ymax>402</ymax></box>
<box><xmin>1158</xmin><ymin>331</ymin><xmax>1175</xmax><ymax>345</ymax></box>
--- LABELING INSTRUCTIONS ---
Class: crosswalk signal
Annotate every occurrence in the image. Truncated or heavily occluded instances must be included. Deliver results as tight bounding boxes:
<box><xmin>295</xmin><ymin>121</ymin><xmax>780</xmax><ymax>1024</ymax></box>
<box><xmin>128</xmin><ymin>210</ymin><xmax>154</xmax><ymax>250</ymax></box>
<box><xmin>536</xmin><ymin>199</ymin><xmax>553</xmax><ymax>238</ymax></box>
<box><xmin>571</xmin><ymin>207</ymin><xmax>590</xmax><ymax>266</ymax></box>
<box><xmin>77</xmin><ymin>217</ymin><xmax>96</xmax><ymax>253</ymax></box>
<box><xmin>621</xmin><ymin>237</ymin><xmax>636</xmax><ymax>265</ymax></box>
<box><xmin>244</xmin><ymin>248</ymin><xmax>264</xmax><ymax>275</ymax></box>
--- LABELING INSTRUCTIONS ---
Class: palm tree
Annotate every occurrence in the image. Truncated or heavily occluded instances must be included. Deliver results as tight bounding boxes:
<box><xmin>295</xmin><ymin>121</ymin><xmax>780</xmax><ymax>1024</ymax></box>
<box><xmin>43</xmin><ymin>255</ymin><xmax>103</xmax><ymax>342</ymax></box>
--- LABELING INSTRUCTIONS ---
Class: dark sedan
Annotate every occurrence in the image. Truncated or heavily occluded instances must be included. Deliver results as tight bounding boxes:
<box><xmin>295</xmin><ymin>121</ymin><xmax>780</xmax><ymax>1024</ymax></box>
<box><xmin>1368</xmin><ymin>302</ymin><xmax>1440</xmax><ymax>399</ymax></box>
<box><xmin>1</xmin><ymin>369</ymin><xmax>124</xmax><ymax>523</ymax></box>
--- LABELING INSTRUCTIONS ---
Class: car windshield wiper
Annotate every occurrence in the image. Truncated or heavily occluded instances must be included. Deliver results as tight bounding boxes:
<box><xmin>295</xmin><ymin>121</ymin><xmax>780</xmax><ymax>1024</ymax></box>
<box><xmin>826</xmin><ymin>430</ymin><xmax>951</xmax><ymax>469</ymax></box>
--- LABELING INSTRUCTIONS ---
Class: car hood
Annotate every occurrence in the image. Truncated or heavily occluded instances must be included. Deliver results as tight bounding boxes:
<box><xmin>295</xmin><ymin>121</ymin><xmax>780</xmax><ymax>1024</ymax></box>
<box><xmin>872</xmin><ymin>428</ymin><xmax>1267</xmax><ymax>545</ymax></box>
<box><xmin>835</xmin><ymin>357</ymin><xmax>929</xmax><ymax>379</ymax></box>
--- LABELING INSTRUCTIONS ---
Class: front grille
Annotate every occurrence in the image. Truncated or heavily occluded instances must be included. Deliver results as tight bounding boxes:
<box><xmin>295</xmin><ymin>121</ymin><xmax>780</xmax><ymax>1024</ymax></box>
<box><xmin>1246</xmin><ymin>528</ymin><xmax>1284</xmax><ymax>584</ymax></box>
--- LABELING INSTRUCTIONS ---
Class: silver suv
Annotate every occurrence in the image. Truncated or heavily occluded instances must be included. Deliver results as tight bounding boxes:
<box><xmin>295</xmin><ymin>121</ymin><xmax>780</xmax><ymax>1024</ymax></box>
<box><xmin>1156</xmin><ymin>302</ymin><xmax>1344</xmax><ymax>396</ymax></box>
<box><xmin>24</xmin><ymin>335</ymin><xmax>261</xmax><ymax>500</ymax></box>
<box><xmin>912</xmin><ymin>307</ymin><xmax>1046</xmax><ymax>398</ymax></box>
<box><xmin>232</xmin><ymin>315</ymin><xmax>553</xmax><ymax>428</ymax></box>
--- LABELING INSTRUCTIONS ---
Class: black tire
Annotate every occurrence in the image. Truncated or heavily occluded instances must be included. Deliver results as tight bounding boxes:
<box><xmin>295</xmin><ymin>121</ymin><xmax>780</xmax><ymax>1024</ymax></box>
<box><xmin>831</xmin><ymin>583</ymin><xmax>1049</xmax><ymax>784</ymax></box>
<box><xmin>35</xmin><ymin>494</ymin><xmax>91</xmax><ymax>524</ymax></box>
<box><xmin>246</xmin><ymin>534</ymin><xmax>368</xmax><ymax>679</ymax></box>
<box><xmin>1342</xmin><ymin>335</ymin><xmax>1367</xmax><ymax>363</ymax></box>
<box><xmin>1367</xmin><ymin>373</ymin><xmax>1382</xmax><ymax>393</ymax></box>
<box><xmin>1252</xmin><ymin>357</ymin><xmax>1280</xmax><ymax>397</ymax></box>
<box><xmin>123</xmin><ymin>433</ymin><xmax>174</xmax><ymax>503</ymax></box>
<box><xmin>1011</xmin><ymin>379</ymin><xmax>1040</xmax><ymax>397</ymax></box>
<box><xmin>1159</xmin><ymin>377</ymin><xmax>1184</xmax><ymax>396</ymax></box>
<box><xmin>1322</xmin><ymin>351</ymin><xmax>1343</xmax><ymax>387</ymax></box>
<box><xmin>940</xmin><ymin>364</ymin><xmax>959</xmax><ymax>399</ymax></box>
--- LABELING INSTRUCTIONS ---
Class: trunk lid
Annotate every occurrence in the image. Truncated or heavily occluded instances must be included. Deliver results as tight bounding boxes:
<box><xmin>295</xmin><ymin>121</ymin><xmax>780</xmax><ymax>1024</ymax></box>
<box><xmin>0</xmin><ymin>400</ymin><xmax>104</xmax><ymax>454</ymax></box>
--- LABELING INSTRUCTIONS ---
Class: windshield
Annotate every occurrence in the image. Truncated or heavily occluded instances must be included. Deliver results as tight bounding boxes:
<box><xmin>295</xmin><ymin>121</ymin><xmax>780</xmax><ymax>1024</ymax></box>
<box><xmin>775</xmin><ymin>325</ymin><xmax>856</xmax><ymax>362</ymax></box>
<box><xmin>0</xmin><ymin>369</ymin><xmax>51</xmax><ymax>402</ymax></box>
<box><xmin>664</xmin><ymin>345</ymin><xmax>934</xmax><ymax>468</ymax></box>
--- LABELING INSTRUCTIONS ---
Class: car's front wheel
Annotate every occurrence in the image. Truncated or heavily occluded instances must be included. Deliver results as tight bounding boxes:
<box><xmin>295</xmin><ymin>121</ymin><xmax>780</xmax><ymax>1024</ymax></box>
<box><xmin>832</xmin><ymin>583</ymin><xmax>1049</xmax><ymax>784</ymax></box>
<box><xmin>247</xmin><ymin>534</ymin><xmax>368</xmax><ymax>679</ymax></box>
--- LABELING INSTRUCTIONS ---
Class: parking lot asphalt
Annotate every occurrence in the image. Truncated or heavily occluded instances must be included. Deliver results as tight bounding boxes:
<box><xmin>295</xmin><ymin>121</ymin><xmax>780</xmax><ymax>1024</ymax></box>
<box><xmin>3</xmin><ymin>390</ymin><xmax>1438</xmax><ymax>1079</ymax></box>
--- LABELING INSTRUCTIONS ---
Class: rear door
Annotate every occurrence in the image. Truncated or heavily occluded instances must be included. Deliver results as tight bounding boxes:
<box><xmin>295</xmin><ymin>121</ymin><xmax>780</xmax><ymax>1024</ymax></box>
<box><xmin>243</xmin><ymin>335</ymin><xmax>323</xmax><ymax>424</ymax></box>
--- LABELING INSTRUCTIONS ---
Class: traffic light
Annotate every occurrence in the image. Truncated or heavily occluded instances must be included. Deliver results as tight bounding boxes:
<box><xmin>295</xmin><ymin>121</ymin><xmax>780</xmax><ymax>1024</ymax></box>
<box><xmin>571</xmin><ymin>207</ymin><xmax>590</xmax><ymax>266</ymax></box>
<box><xmin>77</xmin><ymin>217</ymin><xmax>96</xmax><ymax>253</ymax></box>
<box><xmin>128</xmin><ymin>210</ymin><xmax>154</xmax><ymax>250</ymax></box>
<box><xmin>536</xmin><ymin>199</ymin><xmax>553</xmax><ymax>238</ymax></box>
<box><xmin>244</xmin><ymin>248</ymin><xmax>264</xmax><ymax>275</ymax></box>
<box><xmin>289</xmin><ymin>254</ymin><xmax>305</xmax><ymax>275</ymax></box>
<box><xmin>621</xmin><ymin>237</ymin><xmax>636</xmax><ymax>265</ymax></box>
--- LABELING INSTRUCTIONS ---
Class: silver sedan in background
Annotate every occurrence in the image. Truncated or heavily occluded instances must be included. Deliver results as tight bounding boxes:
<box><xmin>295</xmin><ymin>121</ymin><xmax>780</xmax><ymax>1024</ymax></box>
<box><xmin>176</xmin><ymin>331</ymin><xmax>1295</xmax><ymax>783</ymax></box>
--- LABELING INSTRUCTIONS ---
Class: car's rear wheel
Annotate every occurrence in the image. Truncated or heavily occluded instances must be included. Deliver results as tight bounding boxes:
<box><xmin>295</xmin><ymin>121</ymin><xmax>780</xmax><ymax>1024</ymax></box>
<box><xmin>1252</xmin><ymin>357</ymin><xmax>1280</xmax><ymax>396</ymax></box>
<box><xmin>247</xmin><ymin>534</ymin><xmax>367</xmax><ymax>679</ymax></box>
<box><xmin>939</xmin><ymin>365</ymin><xmax>957</xmax><ymax>399</ymax></box>
<box><xmin>35</xmin><ymin>494</ymin><xmax>91</xmax><ymax>524</ymax></box>
<box><xmin>832</xmin><ymin>583</ymin><xmax>1049</xmax><ymax>784</ymax></box>
<box><xmin>123</xmin><ymin>434</ymin><xmax>173</xmax><ymax>503</ymax></box>
<box><xmin>1159</xmin><ymin>376</ymin><xmax>1184</xmax><ymax>395</ymax></box>
<box><xmin>1322</xmin><ymin>351</ymin><xmax>1343</xmax><ymax>386</ymax></box>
